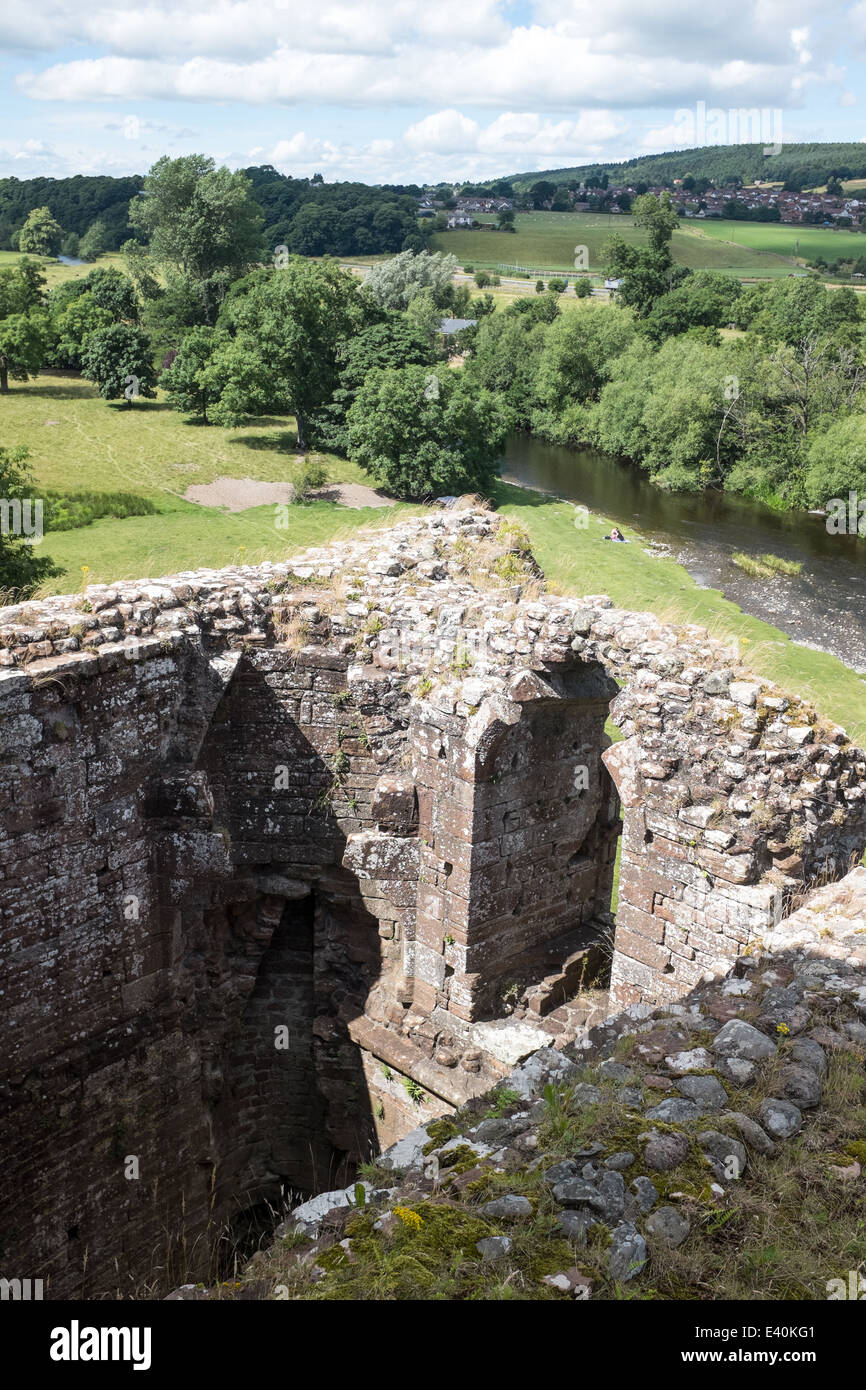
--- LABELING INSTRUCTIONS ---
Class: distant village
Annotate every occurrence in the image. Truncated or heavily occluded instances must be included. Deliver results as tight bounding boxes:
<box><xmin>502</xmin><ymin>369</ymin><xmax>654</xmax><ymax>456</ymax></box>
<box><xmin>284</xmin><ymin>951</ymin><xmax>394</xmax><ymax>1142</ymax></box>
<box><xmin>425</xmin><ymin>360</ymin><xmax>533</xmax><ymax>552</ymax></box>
<box><xmin>419</xmin><ymin>181</ymin><xmax>866</xmax><ymax>228</ymax></box>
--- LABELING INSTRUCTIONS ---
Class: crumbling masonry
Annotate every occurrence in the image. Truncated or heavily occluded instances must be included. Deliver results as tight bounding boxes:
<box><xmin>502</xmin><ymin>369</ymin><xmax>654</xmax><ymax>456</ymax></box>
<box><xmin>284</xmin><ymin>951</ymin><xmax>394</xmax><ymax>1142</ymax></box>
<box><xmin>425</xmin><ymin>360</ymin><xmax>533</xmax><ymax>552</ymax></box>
<box><xmin>1</xmin><ymin>507</ymin><xmax>864</xmax><ymax>1296</ymax></box>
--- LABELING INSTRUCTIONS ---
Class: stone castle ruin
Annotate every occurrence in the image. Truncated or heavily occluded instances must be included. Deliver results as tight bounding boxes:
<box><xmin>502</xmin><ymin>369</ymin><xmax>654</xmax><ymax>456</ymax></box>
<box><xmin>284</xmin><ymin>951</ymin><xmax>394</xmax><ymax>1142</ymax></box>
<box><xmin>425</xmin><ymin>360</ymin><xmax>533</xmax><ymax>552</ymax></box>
<box><xmin>1</xmin><ymin>507</ymin><xmax>864</xmax><ymax>1296</ymax></box>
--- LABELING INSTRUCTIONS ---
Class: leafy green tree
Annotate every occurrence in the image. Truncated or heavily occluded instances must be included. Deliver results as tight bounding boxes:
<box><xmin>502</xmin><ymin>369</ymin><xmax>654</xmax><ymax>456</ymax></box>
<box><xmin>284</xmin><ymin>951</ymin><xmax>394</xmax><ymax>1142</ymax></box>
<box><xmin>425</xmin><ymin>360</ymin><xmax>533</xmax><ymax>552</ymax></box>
<box><xmin>0</xmin><ymin>446</ymin><xmax>61</xmax><ymax>596</ymax></box>
<box><xmin>604</xmin><ymin>233</ymin><xmax>689</xmax><ymax>318</ymax></box>
<box><xmin>160</xmin><ymin>325</ymin><xmax>232</xmax><ymax>422</ymax></box>
<box><xmin>535</xmin><ymin>303</ymin><xmax>636</xmax><ymax>410</ymax></box>
<box><xmin>79</xmin><ymin>219</ymin><xmax>107</xmax><ymax>261</ymax></box>
<box><xmin>803</xmin><ymin>413</ymin><xmax>866</xmax><ymax>507</ymax></box>
<box><xmin>53</xmin><ymin>293</ymin><xmax>113</xmax><ymax>369</ymax></box>
<box><xmin>347</xmin><ymin>363</ymin><xmax>508</xmax><ymax>499</ymax></box>
<box><xmin>364</xmin><ymin>250</ymin><xmax>458</xmax><ymax>310</ymax></box>
<box><xmin>313</xmin><ymin>316</ymin><xmax>438</xmax><ymax>452</ymax></box>
<box><xmin>217</xmin><ymin>259</ymin><xmax>366</xmax><ymax>445</ymax></box>
<box><xmin>0</xmin><ymin>311</ymin><xmax>47</xmax><ymax>393</ymax></box>
<box><xmin>0</xmin><ymin>257</ymin><xmax>47</xmax><ymax>390</ymax></box>
<box><xmin>631</xmin><ymin>192</ymin><xmax>680</xmax><ymax>251</ymax></box>
<box><xmin>535</xmin><ymin>280</ymin><xmax>545</xmax><ymax>293</ymax></box>
<box><xmin>643</xmin><ymin>271</ymin><xmax>741</xmax><ymax>341</ymax></box>
<box><xmin>591</xmin><ymin>336</ymin><xmax>737</xmax><ymax>490</ymax></box>
<box><xmin>497</xmin><ymin>208</ymin><xmax>516</xmax><ymax>231</ymax></box>
<box><xmin>574</xmin><ymin>278</ymin><xmax>592</xmax><ymax>298</ymax></box>
<box><xmin>121</xmin><ymin>240</ymin><xmax>162</xmax><ymax>302</ymax></box>
<box><xmin>80</xmin><ymin>324</ymin><xmax>156</xmax><ymax>404</ymax></box>
<box><xmin>128</xmin><ymin>155</ymin><xmax>264</xmax><ymax>323</ymax></box>
<box><xmin>87</xmin><ymin>267</ymin><xmax>140</xmax><ymax>321</ymax></box>
<box><xmin>464</xmin><ymin>311</ymin><xmax>548</xmax><ymax>426</ymax></box>
<box><xmin>19</xmin><ymin>206</ymin><xmax>63</xmax><ymax>256</ymax></box>
<box><xmin>61</xmin><ymin>233</ymin><xmax>80</xmax><ymax>257</ymax></box>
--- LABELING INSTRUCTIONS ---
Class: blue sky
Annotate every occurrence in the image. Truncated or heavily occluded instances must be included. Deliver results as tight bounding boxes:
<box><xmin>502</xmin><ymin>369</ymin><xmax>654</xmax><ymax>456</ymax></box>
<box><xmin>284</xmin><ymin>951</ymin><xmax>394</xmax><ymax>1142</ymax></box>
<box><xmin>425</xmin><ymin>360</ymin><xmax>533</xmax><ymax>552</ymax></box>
<box><xmin>1</xmin><ymin>1</ymin><xmax>865</xmax><ymax>184</ymax></box>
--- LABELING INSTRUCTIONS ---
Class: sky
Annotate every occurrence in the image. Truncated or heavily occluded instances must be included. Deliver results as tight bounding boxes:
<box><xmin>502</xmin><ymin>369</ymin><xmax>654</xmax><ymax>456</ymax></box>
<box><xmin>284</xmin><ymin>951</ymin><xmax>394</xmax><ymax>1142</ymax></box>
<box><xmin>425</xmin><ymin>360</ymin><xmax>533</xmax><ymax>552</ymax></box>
<box><xmin>1</xmin><ymin>1</ymin><xmax>866</xmax><ymax>185</ymax></box>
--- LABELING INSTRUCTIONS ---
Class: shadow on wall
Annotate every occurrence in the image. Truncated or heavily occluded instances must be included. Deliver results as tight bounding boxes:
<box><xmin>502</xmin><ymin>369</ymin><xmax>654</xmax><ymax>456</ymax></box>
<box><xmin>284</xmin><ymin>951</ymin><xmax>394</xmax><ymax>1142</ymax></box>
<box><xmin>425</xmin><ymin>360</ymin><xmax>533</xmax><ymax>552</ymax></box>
<box><xmin>186</xmin><ymin>653</ymin><xmax>385</xmax><ymax>1268</ymax></box>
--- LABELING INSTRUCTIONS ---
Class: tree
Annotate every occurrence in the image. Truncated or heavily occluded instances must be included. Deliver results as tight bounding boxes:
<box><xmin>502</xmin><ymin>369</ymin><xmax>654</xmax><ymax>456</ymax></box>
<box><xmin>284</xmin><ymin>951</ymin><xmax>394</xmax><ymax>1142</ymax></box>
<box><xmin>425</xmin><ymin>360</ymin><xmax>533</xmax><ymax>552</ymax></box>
<box><xmin>80</xmin><ymin>324</ymin><xmax>156</xmax><ymax>404</ymax></box>
<box><xmin>643</xmin><ymin>271</ymin><xmax>741</xmax><ymax>341</ymax></box>
<box><xmin>52</xmin><ymin>293</ymin><xmax>113</xmax><ymax>369</ymax></box>
<box><xmin>346</xmin><ymin>363</ymin><xmax>508</xmax><ymax>500</ymax></box>
<box><xmin>535</xmin><ymin>303</ymin><xmax>636</xmax><ymax>410</ymax></box>
<box><xmin>313</xmin><ymin>315</ymin><xmax>439</xmax><ymax>453</ymax></box>
<box><xmin>804</xmin><ymin>413</ymin><xmax>866</xmax><ymax>507</ymax></box>
<box><xmin>19</xmin><ymin>206</ymin><xmax>63</xmax><ymax>256</ymax></box>
<box><xmin>0</xmin><ymin>312</ymin><xmax>47</xmax><ymax>392</ymax></box>
<box><xmin>217</xmin><ymin>259</ymin><xmax>366</xmax><ymax>445</ymax></box>
<box><xmin>160</xmin><ymin>325</ymin><xmax>232</xmax><ymax>422</ymax></box>
<box><xmin>0</xmin><ymin>446</ymin><xmax>61</xmax><ymax>597</ymax></box>
<box><xmin>474</xmin><ymin>270</ymin><xmax>491</xmax><ymax>288</ymax></box>
<box><xmin>364</xmin><ymin>250</ymin><xmax>458</xmax><ymax>310</ymax></box>
<box><xmin>574</xmin><ymin>278</ymin><xmax>592</xmax><ymax>298</ymax></box>
<box><xmin>79</xmin><ymin>219</ymin><xmax>107</xmax><ymax>261</ymax></box>
<box><xmin>0</xmin><ymin>259</ymin><xmax>47</xmax><ymax>390</ymax></box>
<box><xmin>87</xmin><ymin>267</ymin><xmax>140</xmax><ymax>321</ymax></box>
<box><xmin>631</xmin><ymin>192</ymin><xmax>680</xmax><ymax>251</ymax></box>
<box><xmin>497</xmin><ymin>208</ymin><xmax>516</xmax><ymax>231</ymax></box>
<box><xmin>128</xmin><ymin>155</ymin><xmax>264</xmax><ymax>323</ymax></box>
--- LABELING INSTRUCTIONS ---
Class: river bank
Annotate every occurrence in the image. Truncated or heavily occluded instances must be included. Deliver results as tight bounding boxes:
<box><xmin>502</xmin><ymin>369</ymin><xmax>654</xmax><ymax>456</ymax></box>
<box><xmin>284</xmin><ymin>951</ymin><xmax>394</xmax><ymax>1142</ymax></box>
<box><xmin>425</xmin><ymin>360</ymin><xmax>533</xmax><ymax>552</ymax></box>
<box><xmin>499</xmin><ymin>434</ymin><xmax>866</xmax><ymax>676</ymax></box>
<box><xmin>494</xmin><ymin>479</ymin><xmax>866</xmax><ymax>746</ymax></box>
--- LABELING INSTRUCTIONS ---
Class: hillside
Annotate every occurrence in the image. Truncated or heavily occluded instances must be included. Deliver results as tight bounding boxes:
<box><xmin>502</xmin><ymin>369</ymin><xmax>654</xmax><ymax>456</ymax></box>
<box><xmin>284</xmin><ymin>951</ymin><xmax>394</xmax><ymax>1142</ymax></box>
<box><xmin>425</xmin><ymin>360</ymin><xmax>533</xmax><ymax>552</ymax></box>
<box><xmin>506</xmin><ymin>142</ymin><xmax>866</xmax><ymax>192</ymax></box>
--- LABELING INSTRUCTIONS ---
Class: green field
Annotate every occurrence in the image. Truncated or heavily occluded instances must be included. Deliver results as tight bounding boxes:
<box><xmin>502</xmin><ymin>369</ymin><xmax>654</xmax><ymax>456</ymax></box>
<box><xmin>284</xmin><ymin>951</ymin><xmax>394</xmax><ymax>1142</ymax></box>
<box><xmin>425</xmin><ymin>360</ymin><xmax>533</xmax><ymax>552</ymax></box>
<box><xmin>2</xmin><ymin>370</ymin><xmax>864</xmax><ymax>744</ymax></box>
<box><xmin>2</xmin><ymin>374</ymin><xmax>421</xmax><ymax>590</ymax></box>
<box><xmin>0</xmin><ymin>250</ymin><xmax>126</xmax><ymax>290</ymax></box>
<box><xmin>432</xmin><ymin>211</ymin><xmax>865</xmax><ymax>279</ymax></box>
<box><xmin>684</xmin><ymin>219</ymin><xmax>866</xmax><ymax>264</ymax></box>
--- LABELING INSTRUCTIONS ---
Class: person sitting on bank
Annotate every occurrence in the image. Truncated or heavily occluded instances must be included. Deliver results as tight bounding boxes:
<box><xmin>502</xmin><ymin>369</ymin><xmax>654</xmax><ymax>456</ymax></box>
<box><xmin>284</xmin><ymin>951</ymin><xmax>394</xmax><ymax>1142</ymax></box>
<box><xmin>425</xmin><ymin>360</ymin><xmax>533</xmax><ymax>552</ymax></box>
<box><xmin>605</xmin><ymin>527</ymin><xmax>627</xmax><ymax>542</ymax></box>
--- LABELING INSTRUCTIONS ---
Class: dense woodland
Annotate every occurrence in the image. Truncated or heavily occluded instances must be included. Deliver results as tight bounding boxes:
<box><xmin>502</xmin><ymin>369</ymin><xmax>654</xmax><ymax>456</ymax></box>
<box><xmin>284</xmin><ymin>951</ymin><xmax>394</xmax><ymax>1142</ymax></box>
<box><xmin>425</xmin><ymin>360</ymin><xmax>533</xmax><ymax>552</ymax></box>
<box><xmin>0</xmin><ymin>166</ymin><xmax>423</xmax><ymax>259</ymax></box>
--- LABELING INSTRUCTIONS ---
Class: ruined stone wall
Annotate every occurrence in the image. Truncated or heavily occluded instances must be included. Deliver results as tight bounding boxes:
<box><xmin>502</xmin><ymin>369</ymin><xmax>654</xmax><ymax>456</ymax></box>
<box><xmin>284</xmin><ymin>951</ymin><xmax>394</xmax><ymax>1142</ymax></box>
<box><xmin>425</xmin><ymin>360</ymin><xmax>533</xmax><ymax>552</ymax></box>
<box><xmin>1</xmin><ymin>508</ymin><xmax>864</xmax><ymax>1297</ymax></box>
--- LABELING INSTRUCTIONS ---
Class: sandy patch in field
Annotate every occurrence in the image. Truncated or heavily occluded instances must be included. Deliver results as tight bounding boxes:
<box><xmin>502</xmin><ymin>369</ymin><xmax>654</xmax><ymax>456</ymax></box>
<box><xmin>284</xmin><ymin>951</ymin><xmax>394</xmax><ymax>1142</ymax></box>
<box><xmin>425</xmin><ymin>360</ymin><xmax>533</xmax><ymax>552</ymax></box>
<box><xmin>183</xmin><ymin>475</ymin><xmax>395</xmax><ymax>512</ymax></box>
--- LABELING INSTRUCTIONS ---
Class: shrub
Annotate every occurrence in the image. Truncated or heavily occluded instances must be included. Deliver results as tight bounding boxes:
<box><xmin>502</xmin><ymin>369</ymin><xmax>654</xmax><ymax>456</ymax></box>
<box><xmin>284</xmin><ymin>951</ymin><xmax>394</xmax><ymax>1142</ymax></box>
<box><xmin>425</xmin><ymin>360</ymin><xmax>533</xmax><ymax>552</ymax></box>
<box><xmin>292</xmin><ymin>457</ymin><xmax>328</xmax><ymax>503</ymax></box>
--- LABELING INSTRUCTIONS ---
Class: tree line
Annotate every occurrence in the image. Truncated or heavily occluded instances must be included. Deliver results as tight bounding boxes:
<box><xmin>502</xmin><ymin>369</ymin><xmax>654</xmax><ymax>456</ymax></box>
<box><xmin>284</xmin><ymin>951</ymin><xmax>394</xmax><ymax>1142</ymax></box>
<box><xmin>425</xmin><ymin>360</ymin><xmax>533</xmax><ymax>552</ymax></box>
<box><xmin>0</xmin><ymin>163</ymin><xmax>425</xmax><ymax>260</ymax></box>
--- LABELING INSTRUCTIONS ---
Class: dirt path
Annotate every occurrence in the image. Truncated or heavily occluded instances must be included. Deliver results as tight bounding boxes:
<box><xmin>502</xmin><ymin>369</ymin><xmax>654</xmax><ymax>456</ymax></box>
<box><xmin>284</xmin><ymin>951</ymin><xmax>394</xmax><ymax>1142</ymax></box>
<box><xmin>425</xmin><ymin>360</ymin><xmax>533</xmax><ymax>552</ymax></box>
<box><xmin>183</xmin><ymin>476</ymin><xmax>396</xmax><ymax>512</ymax></box>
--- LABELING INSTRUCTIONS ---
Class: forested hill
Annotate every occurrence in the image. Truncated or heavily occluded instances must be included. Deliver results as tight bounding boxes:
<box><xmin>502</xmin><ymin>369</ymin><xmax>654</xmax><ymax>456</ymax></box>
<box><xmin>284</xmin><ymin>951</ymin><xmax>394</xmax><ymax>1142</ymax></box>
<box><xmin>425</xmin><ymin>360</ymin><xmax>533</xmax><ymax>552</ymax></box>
<box><xmin>507</xmin><ymin>142</ymin><xmax>866</xmax><ymax>191</ymax></box>
<box><xmin>0</xmin><ymin>174</ymin><xmax>144</xmax><ymax>251</ymax></box>
<box><xmin>0</xmin><ymin>167</ymin><xmax>422</xmax><ymax>257</ymax></box>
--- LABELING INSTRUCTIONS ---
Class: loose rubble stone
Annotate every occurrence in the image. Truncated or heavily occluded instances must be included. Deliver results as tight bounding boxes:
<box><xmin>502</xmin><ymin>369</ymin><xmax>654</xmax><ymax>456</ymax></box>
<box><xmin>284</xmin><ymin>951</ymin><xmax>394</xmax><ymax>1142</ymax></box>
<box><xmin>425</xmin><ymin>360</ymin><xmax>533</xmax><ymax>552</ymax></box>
<box><xmin>645</xmin><ymin>1098</ymin><xmax>702</xmax><ymax>1124</ymax></box>
<box><xmin>789</xmin><ymin>1038</ymin><xmax>828</xmax><ymax>1077</ymax></box>
<box><xmin>675</xmin><ymin>1075</ymin><xmax>729</xmax><ymax>1112</ymax></box>
<box><xmin>712</xmin><ymin>1020</ymin><xmax>777</xmax><ymax>1061</ymax></box>
<box><xmin>665</xmin><ymin>1048</ymin><xmax>714</xmax><ymax>1075</ymax></box>
<box><xmin>552</xmin><ymin>1179</ymin><xmax>598</xmax><ymax>1209</ymax></box>
<box><xmin>715</xmin><ymin>1056</ymin><xmax>757</xmax><ymax>1085</ymax></box>
<box><xmin>631</xmin><ymin>1176</ymin><xmax>659</xmax><ymax>1212</ymax></box>
<box><xmin>476</xmin><ymin>1237</ymin><xmax>512</xmax><ymax>1261</ymax></box>
<box><xmin>642</xmin><ymin>1130</ymin><xmax>690</xmax><ymax>1172</ymax></box>
<box><xmin>757</xmin><ymin>1097</ymin><xmax>804</xmax><ymax>1139</ymax></box>
<box><xmin>604</xmin><ymin>1152</ymin><xmax>635</xmax><ymax>1170</ymax></box>
<box><xmin>646</xmin><ymin>1206</ymin><xmax>691</xmax><ymax>1247</ymax></box>
<box><xmin>556</xmin><ymin>1209</ymin><xmax>596</xmax><ymax>1243</ymax></box>
<box><xmin>571</xmin><ymin>1083</ymin><xmax>604</xmax><ymax>1109</ymax></box>
<box><xmin>698</xmin><ymin>1130</ymin><xmax>747</xmax><ymax>1181</ymax></box>
<box><xmin>779</xmin><ymin>1064</ymin><xmax>823</xmax><ymax>1109</ymax></box>
<box><xmin>608</xmin><ymin>1224</ymin><xmax>647</xmax><ymax>1282</ymax></box>
<box><xmin>481</xmin><ymin>1195</ymin><xmax>533</xmax><ymax>1220</ymax></box>
<box><xmin>723</xmin><ymin>1112</ymin><xmax>776</xmax><ymax>1156</ymax></box>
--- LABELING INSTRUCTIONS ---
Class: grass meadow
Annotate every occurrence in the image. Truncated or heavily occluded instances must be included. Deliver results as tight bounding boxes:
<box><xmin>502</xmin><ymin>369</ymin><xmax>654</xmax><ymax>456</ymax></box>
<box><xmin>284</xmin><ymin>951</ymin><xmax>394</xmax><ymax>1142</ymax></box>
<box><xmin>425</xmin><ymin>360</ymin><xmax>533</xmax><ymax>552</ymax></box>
<box><xmin>431</xmin><ymin>211</ymin><xmax>866</xmax><ymax>279</ymax></box>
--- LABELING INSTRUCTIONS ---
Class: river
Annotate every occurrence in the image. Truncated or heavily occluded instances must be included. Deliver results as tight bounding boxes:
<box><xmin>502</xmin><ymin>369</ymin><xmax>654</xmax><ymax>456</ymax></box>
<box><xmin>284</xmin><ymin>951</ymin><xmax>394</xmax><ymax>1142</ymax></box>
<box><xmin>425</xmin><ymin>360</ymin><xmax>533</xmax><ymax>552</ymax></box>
<box><xmin>500</xmin><ymin>433</ymin><xmax>866</xmax><ymax>675</ymax></box>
